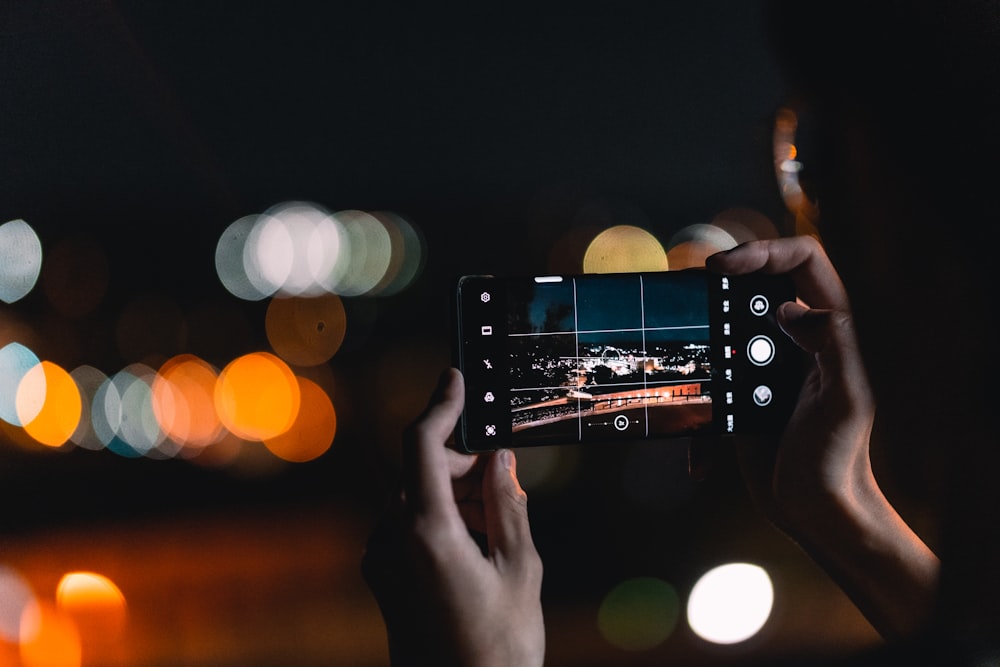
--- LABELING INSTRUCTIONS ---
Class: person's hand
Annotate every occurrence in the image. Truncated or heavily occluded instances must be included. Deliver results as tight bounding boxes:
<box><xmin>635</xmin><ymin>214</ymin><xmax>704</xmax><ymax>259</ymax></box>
<box><xmin>362</xmin><ymin>367</ymin><xmax>545</xmax><ymax>667</ymax></box>
<box><xmin>706</xmin><ymin>235</ymin><xmax>875</xmax><ymax>533</ymax></box>
<box><xmin>706</xmin><ymin>236</ymin><xmax>939</xmax><ymax>639</ymax></box>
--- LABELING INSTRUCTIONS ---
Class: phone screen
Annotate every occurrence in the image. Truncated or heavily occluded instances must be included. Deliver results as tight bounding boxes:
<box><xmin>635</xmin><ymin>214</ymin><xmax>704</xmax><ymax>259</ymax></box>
<box><xmin>453</xmin><ymin>269</ymin><xmax>804</xmax><ymax>452</ymax></box>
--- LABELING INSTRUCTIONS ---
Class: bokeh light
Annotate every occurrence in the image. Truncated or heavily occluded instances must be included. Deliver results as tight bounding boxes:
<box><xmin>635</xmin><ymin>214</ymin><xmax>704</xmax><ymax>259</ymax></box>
<box><xmin>56</xmin><ymin>572</ymin><xmax>127</xmax><ymax>645</ymax></box>
<box><xmin>686</xmin><ymin>562</ymin><xmax>774</xmax><ymax>645</ymax></box>
<box><xmin>773</xmin><ymin>106</ymin><xmax>820</xmax><ymax>238</ymax></box>
<box><xmin>665</xmin><ymin>223</ymin><xmax>738</xmax><ymax>270</ymax></box>
<box><xmin>265</xmin><ymin>293</ymin><xmax>347</xmax><ymax>367</ymax></box>
<box><xmin>324</xmin><ymin>209</ymin><xmax>392</xmax><ymax>297</ymax></box>
<box><xmin>111</xmin><ymin>364</ymin><xmax>171</xmax><ymax>458</ymax></box>
<box><xmin>263</xmin><ymin>377</ymin><xmax>336</xmax><ymax>462</ymax></box>
<box><xmin>215</xmin><ymin>202</ymin><xmax>423</xmax><ymax>302</ymax></box>
<box><xmin>151</xmin><ymin>354</ymin><xmax>225</xmax><ymax>452</ymax></box>
<box><xmin>583</xmin><ymin>225</ymin><xmax>668</xmax><ymax>273</ymax></box>
<box><xmin>19</xmin><ymin>600</ymin><xmax>81</xmax><ymax>667</ymax></box>
<box><xmin>215</xmin><ymin>352</ymin><xmax>301</xmax><ymax>441</ymax></box>
<box><xmin>0</xmin><ymin>342</ymin><xmax>41</xmax><ymax>426</ymax></box>
<box><xmin>0</xmin><ymin>565</ymin><xmax>36</xmax><ymax>643</ymax></box>
<box><xmin>18</xmin><ymin>361</ymin><xmax>82</xmax><ymax>448</ymax></box>
<box><xmin>69</xmin><ymin>365</ymin><xmax>111</xmax><ymax>451</ymax></box>
<box><xmin>367</xmin><ymin>210</ymin><xmax>426</xmax><ymax>296</ymax></box>
<box><xmin>0</xmin><ymin>219</ymin><xmax>43</xmax><ymax>305</ymax></box>
<box><xmin>598</xmin><ymin>576</ymin><xmax>680</xmax><ymax>651</ymax></box>
<box><xmin>215</xmin><ymin>214</ymin><xmax>272</xmax><ymax>301</ymax></box>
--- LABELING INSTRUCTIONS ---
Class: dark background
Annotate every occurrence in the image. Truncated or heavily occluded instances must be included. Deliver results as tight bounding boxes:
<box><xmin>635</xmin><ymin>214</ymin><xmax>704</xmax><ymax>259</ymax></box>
<box><xmin>0</xmin><ymin>2</ymin><xmax>908</xmax><ymax>665</ymax></box>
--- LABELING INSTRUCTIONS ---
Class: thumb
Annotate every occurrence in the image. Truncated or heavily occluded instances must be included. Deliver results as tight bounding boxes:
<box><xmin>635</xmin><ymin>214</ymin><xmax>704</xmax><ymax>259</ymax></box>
<box><xmin>776</xmin><ymin>301</ymin><xmax>832</xmax><ymax>354</ymax></box>
<box><xmin>482</xmin><ymin>448</ymin><xmax>536</xmax><ymax>566</ymax></box>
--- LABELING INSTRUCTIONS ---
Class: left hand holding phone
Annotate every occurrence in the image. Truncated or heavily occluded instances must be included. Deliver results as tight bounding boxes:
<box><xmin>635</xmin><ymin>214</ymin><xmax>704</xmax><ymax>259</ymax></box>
<box><xmin>362</xmin><ymin>367</ymin><xmax>546</xmax><ymax>667</ymax></box>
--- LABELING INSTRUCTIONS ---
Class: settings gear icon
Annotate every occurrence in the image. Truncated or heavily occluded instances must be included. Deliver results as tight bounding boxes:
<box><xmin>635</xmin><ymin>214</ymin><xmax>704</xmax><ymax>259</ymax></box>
<box><xmin>480</xmin><ymin>291</ymin><xmax>491</xmax><ymax>303</ymax></box>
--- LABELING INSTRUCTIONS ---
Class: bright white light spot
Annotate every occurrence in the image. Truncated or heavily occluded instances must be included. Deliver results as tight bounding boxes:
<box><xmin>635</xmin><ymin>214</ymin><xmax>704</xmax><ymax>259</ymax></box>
<box><xmin>307</xmin><ymin>214</ymin><xmax>346</xmax><ymax>295</ymax></box>
<box><xmin>262</xmin><ymin>202</ymin><xmax>332</xmax><ymax>296</ymax></box>
<box><xmin>247</xmin><ymin>213</ymin><xmax>294</xmax><ymax>297</ymax></box>
<box><xmin>0</xmin><ymin>219</ymin><xmax>43</xmax><ymax>304</ymax></box>
<box><xmin>686</xmin><ymin>562</ymin><xmax>773</xmax><ymax>644</ymax></box>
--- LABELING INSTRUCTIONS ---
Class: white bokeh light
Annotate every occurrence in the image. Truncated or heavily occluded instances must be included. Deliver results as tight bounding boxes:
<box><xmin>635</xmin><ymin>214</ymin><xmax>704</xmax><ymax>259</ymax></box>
<box><xmin>0</xmin><ymin>219</ymin><xmax>43</xmax><ymax>304</ymax></box>
<box><xmin>686</xmin><ymin>562</ymin><xmax>774</xmax><ymax>645</ymax></box>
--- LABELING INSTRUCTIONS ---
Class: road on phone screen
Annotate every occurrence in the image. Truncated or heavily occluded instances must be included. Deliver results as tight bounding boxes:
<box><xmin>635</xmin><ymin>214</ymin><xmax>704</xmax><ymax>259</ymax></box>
<box><xmin>513</xmin><ymin>384</ymin><xmax>712</xmax><ymax>442</ymax></box>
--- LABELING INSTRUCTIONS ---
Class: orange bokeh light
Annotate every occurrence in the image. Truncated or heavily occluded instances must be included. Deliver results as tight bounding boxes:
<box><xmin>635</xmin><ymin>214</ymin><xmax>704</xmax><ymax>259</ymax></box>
<box><xmin>19</xmin><ymin>601</ymin><xmax>81</xmax><ymax>667</ymax></box>
<box><xmin>18</xmin><ymin>361</ymin><xmax>82</xmax><ymax>448</ymax></box>
<box><xmin>214</xmin><ymin>352</ymin><xmax>301</xmax><ymax>441</ymax></box>
<box><xmin>56</xmin><ymin>572</ymin><xmax>128</xmax><ymax>646</ymax></box>
<box><xmin>263</xmin><ymin>377</ymin><xmax>336</xmax><ymax>462</ymax></box>
<box><xmin>265</xmin><ymin>293</ymin><xmax>347</xmax><ymax>367</ymax></box>
<box><xmin>152</xmin><ymin>354</ymin><xmax>225</xmax><ymax>450</ymax></box>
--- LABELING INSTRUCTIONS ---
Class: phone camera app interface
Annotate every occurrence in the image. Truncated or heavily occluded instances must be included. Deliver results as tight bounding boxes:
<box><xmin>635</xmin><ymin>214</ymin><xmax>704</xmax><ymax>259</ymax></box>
<box><xmin>506</xmin><ymin>271</ymin><xmax>713</xmax><ymax>445</ymax></box>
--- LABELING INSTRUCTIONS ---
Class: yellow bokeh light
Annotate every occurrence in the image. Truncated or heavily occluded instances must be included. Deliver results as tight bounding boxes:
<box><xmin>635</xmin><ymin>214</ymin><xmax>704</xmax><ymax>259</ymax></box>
<box><xmin>582</xmin><ymin>225</ymin><xmax>668</xmax><ymax>273</ymax></box>
<box><xmin>17</xmin><ymin>361</ymin><xmax>82</xmax><ymax>448</ymax></box>
<box><xmin>263</xmin><ymin>377</ymin><xmax>336</xmax><ymax>462</ymax></box>
<box><xmin>214</xmin><ymin>352</ymin><xmax>301</xmax><ymax>441</ymax></box>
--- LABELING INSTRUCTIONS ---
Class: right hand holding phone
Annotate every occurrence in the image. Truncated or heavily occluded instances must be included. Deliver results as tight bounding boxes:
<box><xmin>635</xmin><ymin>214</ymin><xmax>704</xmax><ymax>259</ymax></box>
<box><xmin>706</xmin><ymin>235</ymin><xmax>875</xmax><ymax>536</ymax></box>
<box><xmin>706</xmin><ymin>236</ymin><xmax>938</xmax><ymax>640</ymax></box>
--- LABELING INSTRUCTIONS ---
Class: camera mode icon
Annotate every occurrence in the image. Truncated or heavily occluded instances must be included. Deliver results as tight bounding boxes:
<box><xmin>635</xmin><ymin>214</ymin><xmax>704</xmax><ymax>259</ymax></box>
<box><xmin>753</xmin><ymin>385</ymin><xmax>773</xmax><ymax>406</ymax></box>
<box><xmin>750</xmin><ymin>295</ymin><xmax>769</xmax><ymax>316</ymax></box>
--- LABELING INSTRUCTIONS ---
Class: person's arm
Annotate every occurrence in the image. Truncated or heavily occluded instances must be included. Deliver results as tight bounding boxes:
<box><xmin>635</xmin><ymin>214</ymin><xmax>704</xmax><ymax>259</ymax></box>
<box><xmin>362</xmin><ymin>367</ymin><xmax>545</xmax><ymax>667</ymax></box>
<box><xmin>707</xmin><ymin>236</ymin><xmax>940</xmax><ymax>640</ymax></box>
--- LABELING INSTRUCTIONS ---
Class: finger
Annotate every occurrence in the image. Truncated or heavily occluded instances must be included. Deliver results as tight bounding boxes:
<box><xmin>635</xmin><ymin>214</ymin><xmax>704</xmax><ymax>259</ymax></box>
<box><xmin>402</xmin><ymin>367</ymin><xmax>467</xmax><ymax>516</ymax></box>
<box><xmin>779</xmin><ymin>301</ymin><xmax>873</xmax><ymax>407</ymax></box>
<box><xmin>706</xmin><ymin>237</ymin><xmax>848</xmax><ymax>311</ymax></box>
<box><xmin>481</xmin><ymin>449</ymin><xmax>537</xmax><ymax>567</ymax></box>
<box><xmin>775</xmin><ymin>301</ymin><xmax>832</xmax><ymax>354</ymax></box>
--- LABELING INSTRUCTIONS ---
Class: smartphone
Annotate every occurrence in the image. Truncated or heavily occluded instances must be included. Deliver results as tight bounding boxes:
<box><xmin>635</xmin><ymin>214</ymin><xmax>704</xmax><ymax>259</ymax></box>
<box><xmin>453</xmin><ymin>269</ymin><xmax>806</xmax><ymax>452</ymax></box>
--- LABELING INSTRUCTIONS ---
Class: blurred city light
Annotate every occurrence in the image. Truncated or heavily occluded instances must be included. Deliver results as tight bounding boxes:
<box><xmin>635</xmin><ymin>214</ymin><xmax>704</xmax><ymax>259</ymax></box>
<box><xmin>686</xmin><ymin>562</ymin><xmax>774</xmax><ymax>644</ymax></box>
<box><xmin>598</xmin><ymin>576</ymin><xmax>681</xmax><ymax>651</ymax></box>
<box><xmin>583</xmin><ymin>224</ymin><xmax>669</xmax><ymax>273</ymax></box>
<box><xmin>0</xmin><ymin>219</ymin><xmax>42</xmax><ymax>305</ymax></box>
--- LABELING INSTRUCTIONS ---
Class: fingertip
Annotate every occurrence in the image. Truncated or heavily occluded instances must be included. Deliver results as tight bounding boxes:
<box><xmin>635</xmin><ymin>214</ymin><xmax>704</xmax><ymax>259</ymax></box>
<box><xmin>502</xmin><ymin>448</ymin><xmax>527</xmax><ymax>498</ymax></box>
